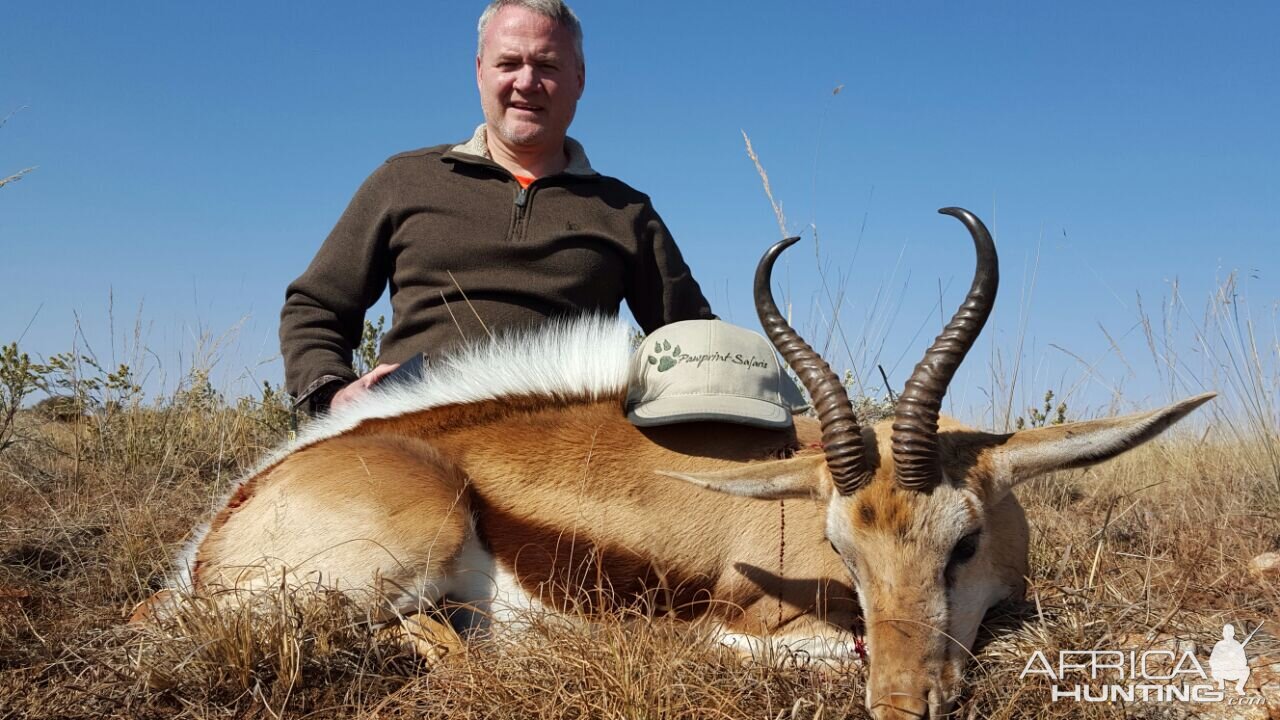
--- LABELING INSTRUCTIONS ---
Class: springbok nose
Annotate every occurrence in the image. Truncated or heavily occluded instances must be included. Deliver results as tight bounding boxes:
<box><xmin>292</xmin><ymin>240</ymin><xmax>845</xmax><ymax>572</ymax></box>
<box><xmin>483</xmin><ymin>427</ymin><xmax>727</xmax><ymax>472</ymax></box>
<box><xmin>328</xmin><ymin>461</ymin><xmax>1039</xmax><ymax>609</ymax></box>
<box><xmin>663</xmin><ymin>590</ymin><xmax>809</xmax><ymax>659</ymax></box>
<box><xmin>868</xmin><ymin>692</ymin><xmax>930</xmax><ymax>720</ymax></box>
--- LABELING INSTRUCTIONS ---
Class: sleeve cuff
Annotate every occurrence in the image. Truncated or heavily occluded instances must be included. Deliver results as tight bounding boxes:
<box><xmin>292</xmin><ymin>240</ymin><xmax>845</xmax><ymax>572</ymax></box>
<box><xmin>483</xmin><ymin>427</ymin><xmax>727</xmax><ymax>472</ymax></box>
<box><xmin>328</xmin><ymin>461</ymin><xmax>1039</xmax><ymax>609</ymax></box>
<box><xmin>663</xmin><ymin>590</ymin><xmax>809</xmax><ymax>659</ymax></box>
<box><xmin>293</xmin><ymin>374</ymin><xmax>348</xmax><ymax>416</ymax></box>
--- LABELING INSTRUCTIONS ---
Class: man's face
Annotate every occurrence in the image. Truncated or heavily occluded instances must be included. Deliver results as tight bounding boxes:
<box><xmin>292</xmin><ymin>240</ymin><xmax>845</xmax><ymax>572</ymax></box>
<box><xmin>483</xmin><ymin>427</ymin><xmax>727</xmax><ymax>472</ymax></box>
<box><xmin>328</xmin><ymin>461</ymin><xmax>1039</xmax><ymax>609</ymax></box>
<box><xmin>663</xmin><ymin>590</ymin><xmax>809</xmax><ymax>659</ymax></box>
<box><xmin>476</xmin><ymin>6</ymin><xmax>585</xmax><ymax>151</ymax></box>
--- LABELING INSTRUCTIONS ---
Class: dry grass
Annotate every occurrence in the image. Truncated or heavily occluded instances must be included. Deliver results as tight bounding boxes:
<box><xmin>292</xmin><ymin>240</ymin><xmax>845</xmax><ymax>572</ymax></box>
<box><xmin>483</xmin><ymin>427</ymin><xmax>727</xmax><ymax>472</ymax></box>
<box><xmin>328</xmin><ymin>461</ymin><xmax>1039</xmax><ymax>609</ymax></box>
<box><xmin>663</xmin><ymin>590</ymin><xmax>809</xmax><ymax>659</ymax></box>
<box><xmin>1</xmin><ymin>382</ymin><xmax>1277</xmax><ymax>719</ymax></box>
<box><xmin>2</xmin><ymin>262</ymin><xmax>1278</xmax><ymax>718</ymax></box>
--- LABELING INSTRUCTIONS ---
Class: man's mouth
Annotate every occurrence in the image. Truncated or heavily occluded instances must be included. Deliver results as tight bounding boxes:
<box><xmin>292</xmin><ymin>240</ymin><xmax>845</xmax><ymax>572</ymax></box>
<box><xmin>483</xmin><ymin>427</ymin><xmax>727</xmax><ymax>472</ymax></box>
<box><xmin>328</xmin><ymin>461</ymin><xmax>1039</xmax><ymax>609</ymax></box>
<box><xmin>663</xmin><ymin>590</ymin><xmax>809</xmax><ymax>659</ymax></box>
<box><xmin>509</xmin><ymin>102</ymin><xmax>543</xmax><ymax>113</ymax></box>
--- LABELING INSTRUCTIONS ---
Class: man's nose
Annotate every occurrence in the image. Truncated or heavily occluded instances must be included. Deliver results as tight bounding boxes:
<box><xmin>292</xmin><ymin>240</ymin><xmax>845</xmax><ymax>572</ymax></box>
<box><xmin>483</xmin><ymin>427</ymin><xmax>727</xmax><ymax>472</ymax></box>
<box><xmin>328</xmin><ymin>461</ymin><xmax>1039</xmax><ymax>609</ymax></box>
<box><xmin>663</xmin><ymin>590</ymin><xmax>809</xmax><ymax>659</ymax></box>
<box><xmin>513</xmin><ymin>65</ymin><xmax>540</xmax><ymax>93</ymax></box>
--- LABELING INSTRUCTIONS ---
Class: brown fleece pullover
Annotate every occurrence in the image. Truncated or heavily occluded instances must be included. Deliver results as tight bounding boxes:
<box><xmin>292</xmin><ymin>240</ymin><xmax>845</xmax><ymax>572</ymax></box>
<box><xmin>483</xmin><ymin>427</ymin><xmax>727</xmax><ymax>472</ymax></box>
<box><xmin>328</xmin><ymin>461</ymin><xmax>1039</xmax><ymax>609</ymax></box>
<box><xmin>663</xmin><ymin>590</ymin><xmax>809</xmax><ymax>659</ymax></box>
<box><xmin>280</xmin><ymin>129</ymin><xmax>713</xmax><ymax>406</ymax></box>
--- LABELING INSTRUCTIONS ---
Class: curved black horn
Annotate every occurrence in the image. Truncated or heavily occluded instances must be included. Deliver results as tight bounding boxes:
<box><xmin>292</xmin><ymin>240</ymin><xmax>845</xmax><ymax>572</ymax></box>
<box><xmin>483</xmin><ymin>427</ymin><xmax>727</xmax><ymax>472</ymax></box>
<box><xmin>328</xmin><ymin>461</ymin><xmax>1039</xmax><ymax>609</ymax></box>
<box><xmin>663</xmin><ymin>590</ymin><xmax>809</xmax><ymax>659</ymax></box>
<box><xmin>891</xmin><ymin>208</ymin><xmax>999</xmax><ymax>491</ymax></box>
<box><xmin>755</xmin><ymin>237</ymin><xmax>871</xmax><ymax>495</ymax></box>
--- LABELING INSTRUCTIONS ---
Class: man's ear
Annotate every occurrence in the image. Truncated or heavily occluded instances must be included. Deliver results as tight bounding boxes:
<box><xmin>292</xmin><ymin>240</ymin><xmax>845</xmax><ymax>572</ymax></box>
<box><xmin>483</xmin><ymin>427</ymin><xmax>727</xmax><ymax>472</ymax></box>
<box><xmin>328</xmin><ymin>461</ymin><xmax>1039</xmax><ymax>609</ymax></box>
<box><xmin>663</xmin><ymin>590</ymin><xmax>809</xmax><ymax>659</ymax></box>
<box><xmin>966</xmin><ymin>393</ymin><xmax>1214</xmax><ymax>499</ymax></box>
<box><xmin>657</xmin><ymin>453</ymin><xmax>830</xmax><ymax>501</ymax></box>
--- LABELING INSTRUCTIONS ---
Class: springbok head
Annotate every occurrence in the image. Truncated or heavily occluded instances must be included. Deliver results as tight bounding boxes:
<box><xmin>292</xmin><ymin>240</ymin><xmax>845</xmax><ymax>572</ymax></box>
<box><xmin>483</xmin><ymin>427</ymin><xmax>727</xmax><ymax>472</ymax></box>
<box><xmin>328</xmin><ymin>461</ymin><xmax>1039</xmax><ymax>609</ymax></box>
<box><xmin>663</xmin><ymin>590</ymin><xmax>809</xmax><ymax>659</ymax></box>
<box><xmin>670</xmin><ymin>208</ymin><xmax>1212</xmax><ymax>719</ymax></box>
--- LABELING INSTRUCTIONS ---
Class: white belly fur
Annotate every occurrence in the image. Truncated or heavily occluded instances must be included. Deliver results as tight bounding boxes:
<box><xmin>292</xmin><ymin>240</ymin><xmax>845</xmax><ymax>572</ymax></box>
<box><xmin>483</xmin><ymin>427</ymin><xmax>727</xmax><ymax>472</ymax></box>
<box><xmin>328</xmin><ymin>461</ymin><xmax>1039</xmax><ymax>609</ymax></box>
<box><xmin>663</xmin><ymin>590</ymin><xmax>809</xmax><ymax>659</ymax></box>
<box><xmin>430</xmin><ymin>530</ymin><xmax>547</xmax><ymax>636</ymax></box>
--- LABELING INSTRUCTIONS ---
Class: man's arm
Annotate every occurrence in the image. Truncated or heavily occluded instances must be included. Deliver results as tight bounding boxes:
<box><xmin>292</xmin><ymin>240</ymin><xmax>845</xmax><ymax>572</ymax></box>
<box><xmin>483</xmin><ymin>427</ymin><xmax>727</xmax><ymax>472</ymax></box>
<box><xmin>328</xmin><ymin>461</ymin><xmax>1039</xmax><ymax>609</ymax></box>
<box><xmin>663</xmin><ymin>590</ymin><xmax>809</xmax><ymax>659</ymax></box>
<box><xmin>280</xmin><ymin>163</ymin><xmax>396</xmax><ymax>413</ymax></box>
<box><xmin>624</xmin><ymin>202</ymin><xmax>714</xmax><ymax>333</ymax></box>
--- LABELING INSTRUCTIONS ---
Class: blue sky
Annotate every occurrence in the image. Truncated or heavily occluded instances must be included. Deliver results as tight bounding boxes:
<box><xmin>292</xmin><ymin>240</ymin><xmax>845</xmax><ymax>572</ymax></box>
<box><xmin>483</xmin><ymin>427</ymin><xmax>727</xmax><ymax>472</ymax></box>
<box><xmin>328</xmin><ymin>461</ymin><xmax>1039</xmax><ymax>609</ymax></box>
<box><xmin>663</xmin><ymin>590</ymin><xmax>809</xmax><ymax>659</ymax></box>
<box><xmin>2</xmin><ymin>2</ymin><xmax>1276</xmax><ymax>424</ymax></box>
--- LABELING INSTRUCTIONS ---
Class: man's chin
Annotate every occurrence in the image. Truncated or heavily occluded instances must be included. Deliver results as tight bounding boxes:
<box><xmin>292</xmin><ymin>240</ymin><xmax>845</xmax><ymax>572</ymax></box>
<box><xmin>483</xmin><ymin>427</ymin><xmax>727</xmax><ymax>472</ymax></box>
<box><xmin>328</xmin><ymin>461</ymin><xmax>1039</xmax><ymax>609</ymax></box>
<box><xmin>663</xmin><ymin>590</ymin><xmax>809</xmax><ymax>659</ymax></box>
<box><xmin>496</xmin><ymin>122</ymin><xmax>551</xmax><ymax>147</ymax></box>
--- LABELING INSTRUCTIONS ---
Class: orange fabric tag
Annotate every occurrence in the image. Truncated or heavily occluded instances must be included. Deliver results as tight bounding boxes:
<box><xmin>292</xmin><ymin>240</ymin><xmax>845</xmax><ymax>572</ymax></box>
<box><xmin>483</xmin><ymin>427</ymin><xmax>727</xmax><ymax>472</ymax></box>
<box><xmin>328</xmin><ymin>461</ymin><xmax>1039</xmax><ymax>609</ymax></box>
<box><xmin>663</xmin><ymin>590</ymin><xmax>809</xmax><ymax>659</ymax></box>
<box><xmin>514</xmin><ymin>175</ymin><xmax>535</xmax><ymax>188</ymax></box>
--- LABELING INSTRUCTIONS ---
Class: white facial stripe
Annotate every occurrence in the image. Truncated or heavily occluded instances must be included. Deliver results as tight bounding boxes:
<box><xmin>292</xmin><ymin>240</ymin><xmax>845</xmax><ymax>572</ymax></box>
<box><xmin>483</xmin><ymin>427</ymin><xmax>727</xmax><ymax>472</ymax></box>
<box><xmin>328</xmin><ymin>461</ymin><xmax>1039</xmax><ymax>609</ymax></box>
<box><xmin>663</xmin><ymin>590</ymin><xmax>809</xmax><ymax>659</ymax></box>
<box><xmin>823</xmin><ymin>483</ymin><xmax>1000</xmax><ymax>669</ymax></box>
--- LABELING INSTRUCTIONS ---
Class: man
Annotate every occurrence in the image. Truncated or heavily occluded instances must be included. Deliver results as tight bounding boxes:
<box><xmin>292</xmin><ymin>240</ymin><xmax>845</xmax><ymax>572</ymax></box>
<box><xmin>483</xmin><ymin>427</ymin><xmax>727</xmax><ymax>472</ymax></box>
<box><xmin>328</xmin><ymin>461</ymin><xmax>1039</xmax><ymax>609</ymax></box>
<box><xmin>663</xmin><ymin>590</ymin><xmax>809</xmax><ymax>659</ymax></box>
<box><xmin>280</xmin><ymin>0</ymin><xmax>712</xmax><ymax>415</ymax></box>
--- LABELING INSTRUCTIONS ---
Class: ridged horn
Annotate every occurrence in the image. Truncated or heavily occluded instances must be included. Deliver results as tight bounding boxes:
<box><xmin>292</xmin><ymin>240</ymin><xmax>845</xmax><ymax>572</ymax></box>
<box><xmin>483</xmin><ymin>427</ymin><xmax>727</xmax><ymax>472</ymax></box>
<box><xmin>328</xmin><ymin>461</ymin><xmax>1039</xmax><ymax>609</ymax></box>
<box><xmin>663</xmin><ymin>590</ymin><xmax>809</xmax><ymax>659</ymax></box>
<box><xmin>891</xmin><ymin>208</ymin><xmax>999</xmax><ymax>491</ymax></box>
<box><xmin>755</xmin><ymin>236</ymin><xmax>871</xmax><ymax>495</ymax></box>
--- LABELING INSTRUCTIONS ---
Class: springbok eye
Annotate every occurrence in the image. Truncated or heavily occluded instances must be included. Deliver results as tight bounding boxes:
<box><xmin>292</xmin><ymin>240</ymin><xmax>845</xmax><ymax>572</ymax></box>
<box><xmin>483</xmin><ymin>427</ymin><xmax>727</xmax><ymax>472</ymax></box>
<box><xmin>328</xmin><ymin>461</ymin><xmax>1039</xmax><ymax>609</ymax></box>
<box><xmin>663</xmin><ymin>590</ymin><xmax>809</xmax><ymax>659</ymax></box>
<box><xmin>948</xmin><ymin>531</ymin><xmax>981</xmax><ymax>569</ymax></box>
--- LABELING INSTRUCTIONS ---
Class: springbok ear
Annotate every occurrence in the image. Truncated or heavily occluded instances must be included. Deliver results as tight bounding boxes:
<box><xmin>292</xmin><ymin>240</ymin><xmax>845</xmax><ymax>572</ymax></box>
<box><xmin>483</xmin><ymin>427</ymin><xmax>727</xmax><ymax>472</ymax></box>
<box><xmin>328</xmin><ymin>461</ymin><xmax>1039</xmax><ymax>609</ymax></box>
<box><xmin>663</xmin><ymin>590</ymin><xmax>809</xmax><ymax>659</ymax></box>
<box><xmin>657</xmin><ymin>453</ymin><xmax>830</xmax><ymax>500</ymax></box>
<box><xmin>979</xmin><ymin>392</ymin><xmax>1214</xmax><ymax>498</ymax></box>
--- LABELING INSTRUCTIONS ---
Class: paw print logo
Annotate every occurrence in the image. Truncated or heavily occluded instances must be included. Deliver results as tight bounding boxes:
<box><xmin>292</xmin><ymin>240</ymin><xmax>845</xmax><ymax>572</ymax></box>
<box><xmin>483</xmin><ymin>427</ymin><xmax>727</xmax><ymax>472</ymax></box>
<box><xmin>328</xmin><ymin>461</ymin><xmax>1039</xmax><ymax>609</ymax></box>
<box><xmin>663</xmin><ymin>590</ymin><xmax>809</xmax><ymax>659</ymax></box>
<box><xmin>647</xmin><ymin>340</ymin><xmax>682</xmax><ymax>372</ymax></box>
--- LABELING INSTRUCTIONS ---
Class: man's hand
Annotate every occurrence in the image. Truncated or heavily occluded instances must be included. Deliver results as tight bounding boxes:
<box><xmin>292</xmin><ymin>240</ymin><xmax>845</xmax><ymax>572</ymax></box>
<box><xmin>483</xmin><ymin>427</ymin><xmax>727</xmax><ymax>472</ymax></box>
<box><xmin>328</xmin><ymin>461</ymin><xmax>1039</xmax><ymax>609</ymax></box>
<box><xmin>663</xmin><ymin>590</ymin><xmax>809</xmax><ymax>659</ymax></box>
<box><xmin>331</xmin><ymin>362</ymin><xmax>401</xmax><ymax>411</ymax></box>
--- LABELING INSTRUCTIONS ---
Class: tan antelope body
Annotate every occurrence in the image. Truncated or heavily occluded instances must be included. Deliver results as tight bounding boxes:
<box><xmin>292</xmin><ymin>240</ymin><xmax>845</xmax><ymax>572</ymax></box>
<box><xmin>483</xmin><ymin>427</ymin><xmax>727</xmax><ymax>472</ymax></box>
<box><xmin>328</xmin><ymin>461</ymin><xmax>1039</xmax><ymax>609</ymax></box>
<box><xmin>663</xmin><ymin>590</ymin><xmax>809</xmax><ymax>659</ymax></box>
<box><xmin>151</xmin><ymin>209</ymin><xmax>1212</xmax><ymax>719</ymax></box>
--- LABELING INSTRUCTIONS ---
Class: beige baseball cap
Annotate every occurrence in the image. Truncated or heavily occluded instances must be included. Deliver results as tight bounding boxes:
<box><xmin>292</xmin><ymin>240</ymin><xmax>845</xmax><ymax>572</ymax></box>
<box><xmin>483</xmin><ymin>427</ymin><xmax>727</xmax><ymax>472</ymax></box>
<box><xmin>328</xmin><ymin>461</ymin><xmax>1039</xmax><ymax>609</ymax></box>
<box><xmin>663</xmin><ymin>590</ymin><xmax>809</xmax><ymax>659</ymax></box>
<box><xmin>625</xmin><ymin>319</ymin><xmax>811</xmax><ymax>429</ymax></box>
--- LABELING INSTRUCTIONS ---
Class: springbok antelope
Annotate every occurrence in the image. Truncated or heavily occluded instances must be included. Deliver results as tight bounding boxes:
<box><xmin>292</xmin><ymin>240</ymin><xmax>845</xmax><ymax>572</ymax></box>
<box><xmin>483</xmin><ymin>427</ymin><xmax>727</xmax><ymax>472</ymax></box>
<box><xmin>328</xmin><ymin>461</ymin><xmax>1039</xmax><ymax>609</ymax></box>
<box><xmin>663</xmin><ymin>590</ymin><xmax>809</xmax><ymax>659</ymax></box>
<box><xmin>143</xmin><ymin>208</ymin><xmax>1211</xmax><ymax>719</ymax></box>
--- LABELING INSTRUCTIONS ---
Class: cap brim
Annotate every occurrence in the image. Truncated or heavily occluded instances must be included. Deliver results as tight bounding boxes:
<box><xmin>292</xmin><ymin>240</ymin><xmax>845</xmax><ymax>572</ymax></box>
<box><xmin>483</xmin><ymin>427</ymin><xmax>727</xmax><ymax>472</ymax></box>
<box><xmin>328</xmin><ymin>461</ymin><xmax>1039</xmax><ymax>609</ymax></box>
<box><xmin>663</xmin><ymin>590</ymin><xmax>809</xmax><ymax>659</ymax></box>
<box><xmin>627</xmin><ymin>394</ymin><xmax>792</xmax><ymax>429</ymax></box>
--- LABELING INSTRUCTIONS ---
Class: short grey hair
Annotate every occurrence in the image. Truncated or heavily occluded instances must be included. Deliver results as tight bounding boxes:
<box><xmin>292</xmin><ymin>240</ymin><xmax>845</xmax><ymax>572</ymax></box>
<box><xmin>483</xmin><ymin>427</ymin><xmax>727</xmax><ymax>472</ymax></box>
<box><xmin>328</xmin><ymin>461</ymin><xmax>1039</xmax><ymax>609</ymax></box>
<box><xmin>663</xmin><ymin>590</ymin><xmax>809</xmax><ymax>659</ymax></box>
<box><xmin>477</xmin><ymin>0</ymin><xmax>584</xmax><ymax>68</ymax></box>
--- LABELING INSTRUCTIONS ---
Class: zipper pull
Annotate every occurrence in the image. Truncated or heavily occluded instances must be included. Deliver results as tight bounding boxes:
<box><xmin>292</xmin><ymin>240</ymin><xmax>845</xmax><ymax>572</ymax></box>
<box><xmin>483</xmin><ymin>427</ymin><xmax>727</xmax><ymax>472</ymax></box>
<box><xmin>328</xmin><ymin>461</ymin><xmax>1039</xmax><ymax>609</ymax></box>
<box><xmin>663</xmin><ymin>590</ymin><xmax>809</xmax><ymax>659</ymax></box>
<box><xmin>515</xmin><ymin>187</ymin><xmax>528</xmax><ymax>208</ymax></box>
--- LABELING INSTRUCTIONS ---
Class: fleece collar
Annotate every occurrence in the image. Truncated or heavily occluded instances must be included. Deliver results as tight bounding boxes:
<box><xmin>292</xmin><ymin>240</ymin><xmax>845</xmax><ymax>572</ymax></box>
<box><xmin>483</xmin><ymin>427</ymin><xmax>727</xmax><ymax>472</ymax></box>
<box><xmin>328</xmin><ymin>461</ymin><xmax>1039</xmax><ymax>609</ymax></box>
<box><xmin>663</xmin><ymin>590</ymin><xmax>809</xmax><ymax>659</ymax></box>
<box><xmin>449</xmin><ymin>124</ymin><xmax>596</xmax><ymax>176</ymax></box>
